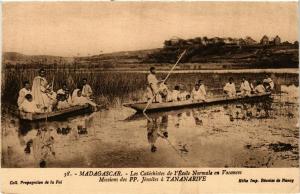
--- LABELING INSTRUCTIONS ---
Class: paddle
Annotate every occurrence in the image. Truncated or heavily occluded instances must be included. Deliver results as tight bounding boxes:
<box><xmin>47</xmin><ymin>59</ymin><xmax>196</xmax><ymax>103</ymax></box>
<box><xmin>143</xmin><ymin>49</ymin><xmax>187</xmax><ymax>113</ymax></box>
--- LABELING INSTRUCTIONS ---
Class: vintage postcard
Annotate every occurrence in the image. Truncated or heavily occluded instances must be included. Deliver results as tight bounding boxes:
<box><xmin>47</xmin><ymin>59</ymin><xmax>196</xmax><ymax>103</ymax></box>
<box><xmin>1</xmin><ymin>1</ymin><xmax>299</xmax><ymax>193</ymax></box>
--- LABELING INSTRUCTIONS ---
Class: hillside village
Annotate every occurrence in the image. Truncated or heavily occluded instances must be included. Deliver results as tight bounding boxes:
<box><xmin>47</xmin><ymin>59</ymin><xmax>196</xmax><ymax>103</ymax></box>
<box><xmin>3</xmin><ymin>35</ymin><xmax>299</xmax><ymax>70</ymax></box>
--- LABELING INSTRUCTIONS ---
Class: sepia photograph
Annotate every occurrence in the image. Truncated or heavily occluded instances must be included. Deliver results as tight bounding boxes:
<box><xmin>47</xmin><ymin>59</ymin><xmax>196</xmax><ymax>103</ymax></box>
<box><xmin>1</xmin><ymin>2</ymin><xmax>299</xmax><ymax>168</ymax></box>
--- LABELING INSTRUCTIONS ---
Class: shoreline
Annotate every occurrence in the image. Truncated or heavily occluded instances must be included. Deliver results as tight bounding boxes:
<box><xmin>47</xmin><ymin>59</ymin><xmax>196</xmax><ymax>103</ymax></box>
<box><xmin>91</xmin><ymin>68</ymin><xmax>299</xmax><ymax>74</ymax></box>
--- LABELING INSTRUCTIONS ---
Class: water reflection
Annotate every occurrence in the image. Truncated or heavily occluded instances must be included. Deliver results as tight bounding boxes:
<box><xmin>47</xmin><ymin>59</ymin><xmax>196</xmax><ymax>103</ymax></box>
<box><xmin>7</xmin><ymin>113</ymin><xmax>96</xmax><ymax>167</ymax></box>
<box><xmin>192</xmin><ymin>109</ymin><xmax>203</xmax><ymax>126</ymax></box>
<box><xmin>2</xmin><ymin>94</ymin><xmax>299</xmax><ymax>167</ymax></box>
<box><xmin>224</xmin><ymin>99</ymin><xmax>273</xmax><ymax>121</ymax></box>
<box><xmin>146</xmin><ymin>115</ymin><xmax>169</xmax><ymax>152</ymax></box>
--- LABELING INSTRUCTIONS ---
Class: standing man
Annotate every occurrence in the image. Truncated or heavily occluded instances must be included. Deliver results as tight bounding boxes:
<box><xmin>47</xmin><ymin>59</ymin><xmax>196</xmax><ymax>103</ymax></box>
<box><xmin>82</xmin><ymin>78</ymin><xmax>93</xmax><ymax>99</ymax></box>
<box><xmin>147</xmin><ymin>67</ymin><xmax>162</xmax><ymax>102</ymax></box>
<box><xmin>31</xmin><ymin>68</ymin><xmax>52</xmax><ymax>111</ymax></box>
<box><xmin>17</xmin><ymin>81</ymin><xmax>32</xmax><ymax>107</ymax></box>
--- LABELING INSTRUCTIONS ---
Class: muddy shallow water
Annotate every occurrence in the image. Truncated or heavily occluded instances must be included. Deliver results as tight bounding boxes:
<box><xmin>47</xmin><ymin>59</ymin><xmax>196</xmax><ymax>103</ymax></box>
<box><xmin>1</xmin><ymin>93</ymin><xmax>299</xmax><ymax>168</ymax></box>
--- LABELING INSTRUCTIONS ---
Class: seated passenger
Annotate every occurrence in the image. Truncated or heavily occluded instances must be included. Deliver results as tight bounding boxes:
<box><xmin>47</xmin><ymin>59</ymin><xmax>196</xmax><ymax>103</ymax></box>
<box><xmin>56</xmin><ymin>94</ymin><xmax>71</xmax><ymax>110</ymax></box>
<box><xmin>19</xmin><ymin>94</ymin><xmax>42</xmax><ymax>113</ymax></box>
<box><xmin>248</xmin><ymin>78</ymin><xmax>255</xmax><ymax>93</ymax></box>
<box><xmin>240</xmin><ymin>77</ymin><xmax>251</xmax><ymax>96</ymax></box>
<box><xmin>65</xmin><ymin>89</ymin><xmax>72</xmax><ymax>104</ymax></box>
<box><xmin>72</xmin><ymin>83</ymin><xmax>83</xmax><ymax>103</ymax></box>
<box><xmin>82</xmin><ymin>78</ymin><xmax>93</xmax><ymax>99</ymax></box>
<box><xmin>223</xmin><ymin>77</ymin><xmax>236</xmax><ymax>97</ymax></box>
<box><xmin>17</xmin><ymin>81</ymin><xmax>32</xmax><ymax>107</ymax></box>
<box><xmin>73</xmin><ymin>90</ymin><xmax>97</xmax><ymax>107</ymax></box>
<box><xmin>191</xmin><ymin>83</ymin><xmax>206</xmax><ymax>101</ymax></box>
<box><xmin>47</xmin><ymin>90</ymin><xmax>57</xmax><ymax>110</ymax></box>
<box><xmin>159</xmin><ymin>82</ymin><xmax>172</xmax><ymax>102</ymax></box>
<box><xmin>57</xmin><ymin>83</ymin><xmax>68</xmax><ymax>95</ymax></box>
<box><xmin>178</xmin><ymin>85</ymin><xmax>190</xmax><ymax>101</ymax></box>
<box><xmin>198</xmin><ymin>80</ymin><xmax>207</xmax><ymax>96</ymax></box>
<box><xmin>255</xmin><ymin>81</ymin><xmax>266</xmax><ymax>93</ymax></box>
<box><xmin>263</xmin><ymin>74</ymin><xmax>274</xmax><ymax>91</ymax></box>
<box><xmin>171</xmin><ymin>85</ymin><xmax>180</xmax><ymax>102</ymax></box>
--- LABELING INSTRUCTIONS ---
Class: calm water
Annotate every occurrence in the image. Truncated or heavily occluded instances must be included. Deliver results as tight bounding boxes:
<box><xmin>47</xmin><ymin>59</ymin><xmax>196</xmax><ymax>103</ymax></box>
<box><xmin>1</xmin><ymin>71</ymin><xmax>299</xmax><ymax>168</ymax></box>
<box><xmin>1</xmin><ymin>92</ymin><xmax>298</xmax><ymax>168</ymax></box>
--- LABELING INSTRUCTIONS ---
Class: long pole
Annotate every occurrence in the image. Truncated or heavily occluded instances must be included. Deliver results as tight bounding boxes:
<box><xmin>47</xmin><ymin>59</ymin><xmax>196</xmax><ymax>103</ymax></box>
<box><xmin>143</xmin><ymin>49</ymin><xmax>187</xmax><ymax>113</ymax></box>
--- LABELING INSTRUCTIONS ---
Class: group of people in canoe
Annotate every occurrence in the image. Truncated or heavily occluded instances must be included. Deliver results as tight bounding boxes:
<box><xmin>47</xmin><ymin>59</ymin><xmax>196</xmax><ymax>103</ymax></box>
<box><xmin>145</xmin><ymin>67</ymin><xmax>274</xmax><ymax>103</ymax></box>
<box><xmin>17</xmin><ymin>68</ymin><xmax>96</xmax><ymax>113</ymax></box>
<box><xmin>17</xmin><ymin>67</ymin><xmax>274</xmax><ymax>113</ymax></box>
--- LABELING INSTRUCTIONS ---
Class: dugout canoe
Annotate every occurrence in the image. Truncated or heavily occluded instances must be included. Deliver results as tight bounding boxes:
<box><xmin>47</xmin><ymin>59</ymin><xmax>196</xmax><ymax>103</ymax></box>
<box><xmin>19</xmin><ymin>104</ymin><xmax>95</xmax><ymax>121</ymax></box>
<box><xmin>123</xmin><ymin>92</ymin><xmax>272</xmax><ymax>113</ymax></box>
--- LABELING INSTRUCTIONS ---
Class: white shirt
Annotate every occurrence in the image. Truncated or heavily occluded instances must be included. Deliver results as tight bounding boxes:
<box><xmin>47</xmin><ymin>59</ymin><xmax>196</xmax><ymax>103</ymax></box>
<box><xmin>223</xmin><ymin>82</ymin><xmax>236</xmax><ymax>97</ymax></box>
<box><xmin>19</xmin><ymin>100</ymin><xmax>40</xmax><ymax>113</ymax></box>
<box><xmin>199</xmin><ymin>85</ymin><xmax>206</xmax><ymax>96</ymax></box>
<box><xmin>57</xmin><ymin>100</ymin><xmax>71</xmax><ymax>110</ymax></box>
<box><xmin>147</xmin><ymin>73</ymin><xmax>158</xmax><ymax>86</ymax></box>
<box><xmin>17</xmin><ymin>88</ymin><xmax>31</xmax><ymax>107</ymax></box>
<box><xmin>192</xmin><ymin>86</ymin><xmax>206</xmax><ymax>101</ymax></box>
<box><xmin>263</xmin><ymin>78</ymin><xmax>274</xmax><ymax>89</ymax></box>
<box><xmin>73</xmin><ymin>96</ymin><xmax>96</xmax><ymax>107</ymax></box>
<box><xmin>255</xmin><ymin>85</ymin><xmax>266</xmax><ymax>93</ymax></box>
<box><xmin>57</xmin><ymin>89</ymin><xmax>66</xmax><ymax>95</ymax></box>
<box><xmin>82</xmin><ymin>84</ymin><xmax>93</xmax><ymax>97</ymax></box>
<box><xmin>159</xmin><ymin>83</ymin><xmax>168</xmax><ymax>91</ymax></box>
<box><xmin>171</xmin><ymin>90</ymin><xmax>180</xmax><ymax>101</ymax></box>
<box><xmin>240</xmin><ymin>80</ymin><xmax>251</xmax><ymax>94</ymax></box>
<box><xmin>179</xmin><ymin>91</ymin><xmax>190</xmax><ymax>101</ymax></box>
<box><xmin>73</xmin><ymin>96</ymin><xmax>89</xmax><ymax>106</ymax></box>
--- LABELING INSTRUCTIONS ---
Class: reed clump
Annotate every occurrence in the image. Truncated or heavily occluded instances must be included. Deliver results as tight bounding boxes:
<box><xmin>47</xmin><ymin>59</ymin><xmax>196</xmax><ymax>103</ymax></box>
<box><xmin>1</xmin><ymin>68</ymin><xmax>147</xmax><ymax>106</ymax></box>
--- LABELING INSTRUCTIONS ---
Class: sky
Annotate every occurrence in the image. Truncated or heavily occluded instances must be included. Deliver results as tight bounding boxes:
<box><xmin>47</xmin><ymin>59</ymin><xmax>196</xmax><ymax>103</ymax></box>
<box><xmin>3</xmin><ymin>2</ymin><xmax>298</xmax><ymax>57</ymax></box>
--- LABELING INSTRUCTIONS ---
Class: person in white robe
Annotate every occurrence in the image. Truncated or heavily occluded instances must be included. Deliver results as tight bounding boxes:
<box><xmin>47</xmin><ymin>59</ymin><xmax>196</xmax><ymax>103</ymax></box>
<box><xmin>72</xmin><ymin>90</ymin><xmax>97</xmax><ymax>107</ymax></box>
<box><xmin>171</xmin><ymin>85</ymin><xmax>181</xmax><ymax>102</ymax></box>
<box><xmin>71</xmin><ymin>82</ymin><xmax>84</xmax><ymax>103</ymax></box>
<box><xmin>65</xmin><ymin>89</ymin><xmax>72</xmax><ymax>105</ymax></box>
<box><xmin>263</xmin><ymin>74</ymin><xmax>274</xmax><ymax>91</ymax></box>
<box><xmin>56</xmin><ymin>94</ymin><xmax>71</xmax><ymax>110</ymax></box>
<box><xmin>255</xmin><ymin>81</ymin><xmax>266</xmax><ymax>93</ymax></box>
<box><xmin>82</xmin><ymin>78</ymin><xmax>93</xmax><ymax>98</ymax></box>
<box><xmin>159</xmin><ymin>82</ymin><xmax>172</xmax><ymax>102</ymax></box>
<box><xmin>17</xmin><ymin>81</ymin><xmax>32</xmax><ymax>107</ymax></box>
<box><xmin>19</xmin><ymin>94</ymin><xmax>42</xmax><ymax>113</ymax></box>
<box><xmin>240</xmin><ymin>77</ymin><xmax>251</xmax><ymax>96</ymax></box>
<box><xmin>223</xmin><ymin>77</ymin><xmax>236</xmax><ymax>97</ymax></box>
<box><xmin>72</xmin><ymin>88</ymin><xmax>80</xmax><ymax>102</ymax></box>
<box><xmin>147</xmin><ymin>67</ymin><xmax>163</xmax><ymax>102</ymax></box>
<box><xmin>192</xmin><ymin>82</ymin><xmax>206</xmax><ymax>101</ymax></box>
<box><xmin>179</xmin><ymin>90</ymin><xmax>190</xmax><ymax>101</ymax></box>
<box><xmin>31</xmin><ymin>69</ymin><xmax>53</xmax><ymax>112</ymax></box>
<box><xmin>57</xmin><ymin>83</ymin><xmax>68</xmax><ymax>95</ymax></box>
<box><xmin>145</xmin><ymin>85</ymin><xmax>153</xmax><ymax>101</ymax></box>
<box><xmin>198</xmin><ymin>80</ymin><xmax>207</xmax><ymax>96</ymax></box>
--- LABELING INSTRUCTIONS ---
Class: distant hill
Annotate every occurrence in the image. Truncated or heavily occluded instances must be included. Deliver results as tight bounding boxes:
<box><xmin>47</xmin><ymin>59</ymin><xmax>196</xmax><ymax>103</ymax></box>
<box><xmin>3</xmin><ymin>42</ymin><xmax>299</xmax><ymax>70</ymax></box>
<box><xmin>73</xmin><ymin>44</ymin><xmax>299</xmax><ymax>69</ymax></box>
<box><xmin>3</xmin><ymin>52</ymin><xmax>74</xmax><ymax>65</ymax></box>
<box><xmin>75</xmin><ymin>49</ymin><xmax>160</xmax><ymax>66</ymax></box>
